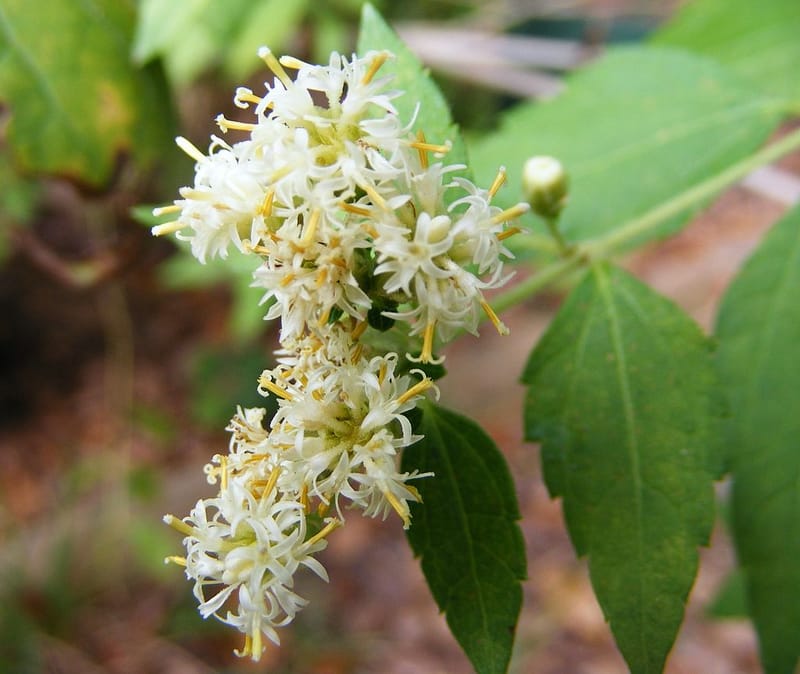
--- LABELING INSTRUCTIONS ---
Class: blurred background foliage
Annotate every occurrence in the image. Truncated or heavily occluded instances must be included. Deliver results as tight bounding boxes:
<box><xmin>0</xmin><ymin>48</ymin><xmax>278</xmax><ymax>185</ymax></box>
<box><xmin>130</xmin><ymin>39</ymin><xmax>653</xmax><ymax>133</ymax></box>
<box><xmin>4</xmin><ymin>0</ymin><xmax>793</xmax><ymax>671</ymax></box>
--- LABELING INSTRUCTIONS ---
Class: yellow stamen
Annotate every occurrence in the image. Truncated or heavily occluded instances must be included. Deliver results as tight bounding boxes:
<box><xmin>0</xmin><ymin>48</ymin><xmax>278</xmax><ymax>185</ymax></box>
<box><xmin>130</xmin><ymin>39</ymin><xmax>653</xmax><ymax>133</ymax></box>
<box><xmin>378</xmin><ymin>360</ymin><xmax>388</xmax><ymax>386</ymax></box>
<box><xmin>317</xmin><ymin>501</ymin><xmax>330</xmax><ymax>517</ymax></box>
<box><xmin>489</xmin><ymin>166</ymin><xmax>507</xmax><ymax>199</ymax></box>
<box><xmin>258</xmin><ymin>46</ymin><xmax>293</xmax><ymax>88</ymax></box>
<box><xmin>415</xmin><ymin>130</ymin><xmax>428</xmax><ymax>169</ymax></box>
<box><xmin>409</xmin><ymin>139</ymin><xmax>451</xmax><ymax>155</ymax></box>
<box><xmin>216</xmin><ymin>114</ymin><xmax>257</xmax><ymax>133</ymax></box>
<box><xmin>383</xmin><ymin>490</ymin><xmax>410</xmax><ymax>528</ymax></box>
<box><xmin>152</xmin><ymin>204</ymin><xmax>181</xmax><ymax>217</ymax></box>
<box><xmin>306</xmin><ymin>518</ymin><xmax>341</xmax><ymax>546</ymax></box>
<box><xmin>360</xmin><ymin>52</ymin><xmax>390</xmax><ymax>85</ymax></box>
<box><xmin>340</xmin><ymin>202</ymin><xmax>372</xmax><ymax>217</ymax></box>
<box><xmin>260</xmin><ymin>188</ymin><xmax>275</xmax><ymax>217</ymax></box>
<box><xmin>175</xmin><ymin>136</ymin><xmax>205</xmax><ymax>163</ymax></box>
<box><xmin>300</xmin><ymin>483</ymin><xmax>309</xmax><ymax>512</ymax></box>
<box><xmin>280</xmin><ymin>272</ymin><xmax>295</xmax><ymax>287</ymax></box>
<box><xmin>234</xmin><ymin>87</ymin><xmax>263</xmax><ymax>108</ymax></box>
<box><xmin>163</xmin><ymin>514</ymin><xmax>195</xmax><ymax>537</ymax></box>
<box><xmin>315</xmin><ymin>267</ymin><xmax>328</xmax><ymax>288</ymax></box>
<box><xmin>351</xmin><ymin>320</ymin><xmax>367</xmax><ymax>341</ymax></box>
<box><xmin>300</xmin><ymin>208</ymin><xmax>321</xmax><ymax>247</ymax></box>
<box><xmin>481</xmin><ymin>299</ymin><xmax>509</xmax><ymax>336</ymax></box>
<box><xmin>279</xmin><ymin>55</ymin><xmax>310</xmax><ymax>71</ymax></box>
<box><xmin>219</xmin><ymin>455</ymin><xmax>228</xmax><ymax>491</ymax></box>
<box><xmin>351</xmin><ymin>342</ymin><xmax>364</xmax><ymax>363</ymax></box>
<box><xmin>360</xmin><ymin>182</ymin><xmax>387</xmax><ymax>210</ymax></box>
<box><xmin>258</xmin><ymin>375</ymin><xmax>293</xmax><ymax>400</ymax></box>
<box><xmin>164</xmin><ymin>555</ymin><xmax>187</xmax><ymax>567</ymax></box>
<box><xmin>151</xmin><ymin>221</ymin><xmax>184</xmax><ymax>237</ymax></box>
<box><xmin>247</xmin><ymin>243</ymin><xmax>271</xmax><ymax>255</ymax></box>
<box><xmin>491</xmin><ymin>203</ymin><xmax>530</xmax><ymax>225</ymax></box>
<box><xmin>317</xmin><ymin>306</ymin><xmax>331</xmax><ymax>327</ymax></box>
<box><xmin>497</xmin><ymin>226</ymin><xmax>522</xmax><ymax>241</ymax></box>
<box><xmin>421</xmin><ymin>321</ymin><xmax>436</xmax><ymax>363</ymax></box>
<box><xmin>396</xmin><ymin>376</ymin><xmax>434</xmax><ymax>406</ymax></box>
<box><xmin>262</xmin><ymin>466</ymin><xmax>281</xmax><ymax>501</ymax></box>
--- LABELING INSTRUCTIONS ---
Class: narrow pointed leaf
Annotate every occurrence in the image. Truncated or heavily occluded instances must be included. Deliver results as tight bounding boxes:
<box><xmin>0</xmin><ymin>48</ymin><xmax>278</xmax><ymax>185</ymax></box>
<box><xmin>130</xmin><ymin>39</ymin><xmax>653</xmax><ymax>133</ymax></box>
<box><xmin>0</xmin><ymin>0</ymin><xmax>172</xmax><ymax>185</ymax></box>
<box><xmin>470</xmin><ymin>47</ymin><xmax>785</xmax><ymax>244</ymax></box>
<box><xmin>715</xmin><ymin>204</ymin><xmax>800</xmax><ymax>674</ymax></box>
<box><xmin>522</xmin><ymin>263</ymin><xmax>719</xmax><ymax>674</ymax></box>
<box><xmin>357</xmin><ymin>4</ymin><xmax>469</xmax><ymax>175</ymax></box>
<box><xmin>403</xmin><ymin>401</ymin><xmax>526</xmax><ymax>674</ymax></box>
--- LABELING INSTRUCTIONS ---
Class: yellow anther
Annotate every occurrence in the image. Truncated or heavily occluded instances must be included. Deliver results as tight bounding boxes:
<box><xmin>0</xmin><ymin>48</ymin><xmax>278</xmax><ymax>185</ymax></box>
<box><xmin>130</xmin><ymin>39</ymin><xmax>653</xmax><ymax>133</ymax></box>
<box><xmin>151</xmin><ymin>221</ymin><xmax>184</xmax><ymax>237</ymax></box>
<box><xmin>258</xmin><ymin>46</ymin><xmax>293</xmax><ymax>88</ymax></box>
<box><xmin>488</xmin><ymin>166</ymin><xmax>507</xmax><ymax>199</ymax></box>
<box><xmin>262</xmin><ymin>466</ymin><xmax>281</xmax><ymax>501</ymax></box>
<box><xmin>315</xmin><ymin>267</ymin><xmax>328</xmax><ymax>288</ymax></box>
<box><xmin>219</xmin><ymin>455</ymin><xmax>228</xmax><ymax>491</ymax></box>
<box><xmin>497</xmin><ymin>226</ymin><xmax>522</xmax><ymax>241</ymax></box>
<box><xmin>340</xmin><ymin>202</ymin><xmax>372</xmax><ymax>217</ymax></box>
<box><xmin>421</xmin><ymin>321</ymin><xmax>436</xmax><ymax>364</ymax></box>
<box><xmin>378</xmin><ymin>360</ymin><xmax>388</xmax><ymax>385</ymax></box>
<box><xmin>234</xmin><ymin>87</ymin><xmax>263</xmax><ymax>109</ymax></box>
<box><xmin>409</xmin><ymin>139</ymin><xmax>452</xmax><ymax>156</ymax></box>
<box><xmin>360</xmin><ymin>182</ymin><xmax>387</xmax><ymax>210</ymax></box>
<box><xmin>300</xmin><ymin>208</ymin><xmax>321</xmax><ymax>247</ymax></box>
<box><xmin>351</xmin><ymin>320</ymin><xmax>367</xmax><ymax>341</ymax></box>
<box><xmin>279</xmin><ymin>55</ymin><xmax>310</xmax><ymax>71</ymax></box>
<box><xmin>491</xmin><ymin>203</ymin><xmax>530</xmax><ymax>225</ymax></box>
<box><xmin>164</xmin><ymin>555</ymin><xmax>187</xmax><ymax>567</ymax></box>
<box><xmin>480</xmin><ymin>299</ymin><xmax>510</xmax><ymax>336</ymax></box>
<box><xmin>260</xmin><ymin>188</ymin><xmax>275</xmax><ymax>217</ymax></box>
<box><xmin>360</xmin><ymin>52</ymin><xmax>390</xmax><ymax>85</ymax></box>
<box><xmin>300</xmin><ymin>483</ymin><xmax>309</xmax><ymax>512</ymax></box>
<box><xmin>351</xmin><ymin>342</ymin><xmax>364</xmax><ymax>363</ymax></box>
<box><xmin>216</xmin><ymin>114</ymin><xmax>257</xmax><ymax>133</ymax></box>
<box><xmin>317</xmin><ymin>501</ymin><xmax>330</xmax><ymax>517</ymax></box>
<box><xmin>396</xmin><ymin>376</ymin><xmax>434</xmax><ymax>406</ymax></box>
<box><xmin>163</xmin><ymin>514</ymin><xmax>195</xmax><ymax>537</ymax></box>
<box><xmin>306</xmin><ymin>518</ymin><xmax>342</xmax><ymax>546</ymax></box>
<box><xmin>152</xmin><ymin>204</ymin><xmax>181</xmax><ymax>217</ymax></box>
<box><xmin>383</xmin><ymin>490</ymin><xmax>410</xmax><ymax>528</ymax></box>
<box><xmin>317</xmin><ymin>306</ymin><xmax>331</xmax><ymax>327</ymax></box>
<box><xmin>280</xmin><ymin>272</ymin><xmax>296</xmax><ymax>287</ymax></box>
<box><xmin>175</xmin><ymin>136</ymin><xmax>205</xmax><ymax>163</ymax></box>
<box><xmin>415</xmin><ymin>130</ymin><xmax>429</xmax><ymax>169</ymax></box>
<box><xmin>258</xmin><ymin>375</ymin><xmax>293</xmax><ymax>400</ymax></box>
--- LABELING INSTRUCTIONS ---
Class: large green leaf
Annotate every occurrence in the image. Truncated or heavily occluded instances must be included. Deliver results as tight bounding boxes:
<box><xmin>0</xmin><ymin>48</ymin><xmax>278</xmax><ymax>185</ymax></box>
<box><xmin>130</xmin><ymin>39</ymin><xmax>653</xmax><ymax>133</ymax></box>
<box><xmin>470</xmin><ymin>47</ymin><xmax>785</xmax><ymax>245</ymax></box>
<box><xmin>653</xmin><ymin>0</ymin><xmax>800</xmax><ymax>108</ymax></box>
<box><xmin>403</xmin><ymin>401</ymin><xmax>526</xmax><ymax>674</ymax></box>
<box><xmin>522</xmin><ymin>263</ymin><xmax>720</xmax><ymax>674</ymax></box>
<box><xmin>715</xmin><ymin>204</ymin><xmax>800</xmax><ymax>674</ymax></box>
<box><xmin>0</xmin><ymin>0</ymin><xmax>172</xmax><ymax>186</ymax></box>
<box><xmin>357</xmin><ymin>4</ymin><xmax>470</xmax><ymax>178</ymax></box>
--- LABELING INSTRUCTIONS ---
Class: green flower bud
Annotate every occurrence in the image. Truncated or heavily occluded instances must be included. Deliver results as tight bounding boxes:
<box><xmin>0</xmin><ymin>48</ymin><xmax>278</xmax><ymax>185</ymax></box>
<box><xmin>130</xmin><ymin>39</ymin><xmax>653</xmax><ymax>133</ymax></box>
<box><xmin>522</xmin><ymin>156</ymin><xmax>569</xmax><ymax>220</ymax></box>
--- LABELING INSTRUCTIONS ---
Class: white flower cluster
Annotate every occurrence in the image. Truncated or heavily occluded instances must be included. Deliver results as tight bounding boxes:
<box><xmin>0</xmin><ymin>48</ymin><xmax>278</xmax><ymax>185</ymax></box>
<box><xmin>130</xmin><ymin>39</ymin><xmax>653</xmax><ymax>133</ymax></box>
<box><xmin>158</xmin><ymin>47</ymin><xmax>527</xmax><ymax>661</ymax></box>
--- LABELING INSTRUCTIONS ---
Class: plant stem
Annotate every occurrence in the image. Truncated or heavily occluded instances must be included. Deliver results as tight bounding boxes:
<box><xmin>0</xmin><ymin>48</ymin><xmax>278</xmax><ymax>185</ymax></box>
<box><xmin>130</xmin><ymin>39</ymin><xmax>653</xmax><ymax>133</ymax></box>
<box><xmin>492</xmin><ymin>124</ymin><xmax>800</xmax><ymax>314</ymax></box>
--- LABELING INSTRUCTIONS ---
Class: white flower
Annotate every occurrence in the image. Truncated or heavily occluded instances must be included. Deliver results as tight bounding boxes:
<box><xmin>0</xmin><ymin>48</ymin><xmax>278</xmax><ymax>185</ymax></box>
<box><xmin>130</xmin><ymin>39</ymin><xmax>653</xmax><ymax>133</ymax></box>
<box><xmin>164</xmin><ymin>470</ymin><xmax>337</xmax><ymax>661</ymax></box>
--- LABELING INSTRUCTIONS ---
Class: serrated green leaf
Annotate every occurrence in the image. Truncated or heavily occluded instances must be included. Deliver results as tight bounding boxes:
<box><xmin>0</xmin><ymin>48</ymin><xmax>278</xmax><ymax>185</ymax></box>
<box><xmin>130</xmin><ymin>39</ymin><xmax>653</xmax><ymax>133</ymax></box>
<box><xmin>653</xmin><ymin>0</ymin><xmax>800</xmax><ymax>108</ymax></box>
<box><xmin>522</xmin><ymin>263</ymin><xmax>719</xmax><ymax>674</ymax></box>
<box><xmin>0</xmin><ymin>0</ymin><xmax>172</xmax><ymax>185</ymax></box>
<box><xmin>470</xmin><ymin>47</ymin><xmax>785</xmax><ymax>245</ymax></box>
<box><xmin>402</xmin><ymin>401</ymin><xmax>526</xmax><ymax>674</ymax></box>
<box><xmin>715</xmin><ymin>204</ymin><xmax>800</xmax><ymax>674</ymax></box>
<box><xmin>224</xmin><ymin>0</ymin><xmax>309</xmax><ymax>80</ymax></box>
<box><xmin>357</xmin><ymin>4</ymin><xmax>470</xmax><ymax>178</ymax></box>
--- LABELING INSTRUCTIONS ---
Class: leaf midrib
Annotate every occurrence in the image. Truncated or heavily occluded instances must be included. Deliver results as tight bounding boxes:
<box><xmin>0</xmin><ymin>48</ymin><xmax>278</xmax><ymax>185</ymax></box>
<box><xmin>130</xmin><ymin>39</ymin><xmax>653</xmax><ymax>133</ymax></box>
<box><xmin>593</xmin><ymin>263</ymin><xmax>648</xmax><ymax>667</ymax></box>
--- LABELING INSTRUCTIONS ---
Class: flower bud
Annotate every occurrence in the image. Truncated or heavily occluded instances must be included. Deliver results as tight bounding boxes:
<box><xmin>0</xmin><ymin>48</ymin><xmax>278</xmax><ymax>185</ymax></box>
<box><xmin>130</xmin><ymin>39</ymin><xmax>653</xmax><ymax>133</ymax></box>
<box><xmin>522</xmin><ymin>156</ymin><xmax>568</xmax><ymax>220</ymax></box>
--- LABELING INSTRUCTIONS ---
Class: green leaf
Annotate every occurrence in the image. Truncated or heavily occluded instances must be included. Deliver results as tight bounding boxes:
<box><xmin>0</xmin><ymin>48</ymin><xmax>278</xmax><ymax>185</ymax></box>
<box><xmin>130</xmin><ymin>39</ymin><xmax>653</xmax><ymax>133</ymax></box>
<box><xmin>653</xmin><ymin>0</ymin><xmax>800</xmax><ymax>108</ymax></box>
<box><xmin>470</xmin><ymin>46</ymin><xmax>785</xmax><ymax>245</ymax></box>
<box><xmin>715</xmin><ymin>204</ymin><xmax>800</xmax><ymax>674</ymax></box>
<box><xmin>0</xmin><ymin>0</ymin><xmax>173</xmax><ymax>186</ymax></box>
<box><xmin>357</xmin><ymin>4</ymin><xmax>470</xmax><ymax>178</ymax></box>
<box><xmin>403</xmin><ymin>401</ymin><xmax>526</xmax><ymax>674</ymax></box>
<box><xmin>522</xmin><ymin>263</ymin><xmax>719</xmax><ymax>674</ymax></box>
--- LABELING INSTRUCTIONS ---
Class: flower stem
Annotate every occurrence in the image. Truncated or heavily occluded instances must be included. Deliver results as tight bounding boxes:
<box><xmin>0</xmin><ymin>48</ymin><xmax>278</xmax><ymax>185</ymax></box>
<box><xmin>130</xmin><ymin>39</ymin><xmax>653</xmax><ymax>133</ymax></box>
<box><xmin>492</xmin><ymin>124</ymin><xmax>800</xmax><ymax>314</ymax></box>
